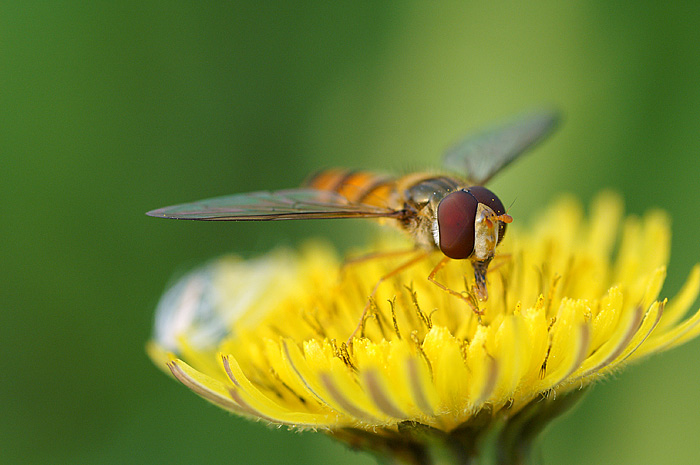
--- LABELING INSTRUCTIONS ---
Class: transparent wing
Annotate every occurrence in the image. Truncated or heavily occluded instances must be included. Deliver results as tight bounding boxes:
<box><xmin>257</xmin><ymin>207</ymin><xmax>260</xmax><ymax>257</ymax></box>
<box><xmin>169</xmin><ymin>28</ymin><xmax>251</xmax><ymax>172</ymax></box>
<box><xmin>443</xmin><ymin>109</ymin><xmax>560</xmax><ymax>185</ymax></box>
<box><xmin>146</xmin><ymin>188</ymin><xmax>403</xmax><ymax>221</ymax></box>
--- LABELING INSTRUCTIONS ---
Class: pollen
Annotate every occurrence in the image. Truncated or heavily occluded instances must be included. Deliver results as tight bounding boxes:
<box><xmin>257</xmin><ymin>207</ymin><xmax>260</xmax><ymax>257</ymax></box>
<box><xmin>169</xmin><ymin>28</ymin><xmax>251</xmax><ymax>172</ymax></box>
<box><xmin>148</xmin><ymin>192</ymin><xmax>700</xmax><ymax>437</ymax></box>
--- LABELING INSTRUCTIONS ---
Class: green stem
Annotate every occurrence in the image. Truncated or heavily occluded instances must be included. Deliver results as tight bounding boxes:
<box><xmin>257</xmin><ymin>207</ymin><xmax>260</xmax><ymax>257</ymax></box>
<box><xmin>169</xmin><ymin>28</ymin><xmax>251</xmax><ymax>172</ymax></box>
<box><xmin>330</xmin><ymin>389</ymin><xmax>589</xmax><ymax>465</ymax></box>
<box><xmin>496</xmin><ymin>388</ymin><xmax>590</xmax><ymax>465</ymax></box>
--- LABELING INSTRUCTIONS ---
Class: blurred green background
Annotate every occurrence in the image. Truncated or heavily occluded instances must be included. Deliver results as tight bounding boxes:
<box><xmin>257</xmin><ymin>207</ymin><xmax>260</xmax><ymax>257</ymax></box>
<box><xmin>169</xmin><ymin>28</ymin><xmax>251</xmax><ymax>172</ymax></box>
<box><xmin>3</xmin><ymin>2</ymin><xmax>700</xmax><ymax>464</ymax></box>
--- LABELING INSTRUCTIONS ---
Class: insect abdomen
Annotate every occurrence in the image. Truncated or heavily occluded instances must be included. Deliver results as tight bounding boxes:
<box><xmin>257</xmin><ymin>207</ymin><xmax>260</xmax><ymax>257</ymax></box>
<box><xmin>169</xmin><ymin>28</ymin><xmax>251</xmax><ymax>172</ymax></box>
<box><xmin>304</xmin><ymin>169</ymin><xmax>398</xmax><ymax>208</ymax></box>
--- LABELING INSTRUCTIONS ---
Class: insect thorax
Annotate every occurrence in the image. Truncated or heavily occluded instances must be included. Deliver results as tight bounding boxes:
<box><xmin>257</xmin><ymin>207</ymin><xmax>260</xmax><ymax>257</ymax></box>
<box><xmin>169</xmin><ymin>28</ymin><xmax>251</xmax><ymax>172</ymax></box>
<box><xmin>401</xmin><ymin>176</ymin><xmax>464</xmax><ymax>251</ymax></box>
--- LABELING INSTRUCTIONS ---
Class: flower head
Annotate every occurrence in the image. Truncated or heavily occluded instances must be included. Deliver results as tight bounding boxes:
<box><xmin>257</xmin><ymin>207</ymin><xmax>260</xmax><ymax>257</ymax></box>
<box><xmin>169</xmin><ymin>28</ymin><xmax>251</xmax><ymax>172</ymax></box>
<box><xmin>148</xmin><ymin>192</ymin><xmax>700</xmax><ymax>462</ymax></box>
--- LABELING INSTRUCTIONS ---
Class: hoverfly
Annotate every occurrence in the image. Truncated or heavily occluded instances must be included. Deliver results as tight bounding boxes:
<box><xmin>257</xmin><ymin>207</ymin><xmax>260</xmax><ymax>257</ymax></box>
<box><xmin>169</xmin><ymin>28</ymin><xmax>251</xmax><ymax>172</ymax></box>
<box><xmin>148</xmin><ymin>110</ymin><xmax>559</xmax><ymax>334</ymax></box>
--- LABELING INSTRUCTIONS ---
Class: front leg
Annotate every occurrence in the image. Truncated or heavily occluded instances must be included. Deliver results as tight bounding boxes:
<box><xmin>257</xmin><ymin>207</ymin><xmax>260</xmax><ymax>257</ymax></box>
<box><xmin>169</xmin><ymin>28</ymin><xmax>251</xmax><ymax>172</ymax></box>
<box><xmin>427</xmin><ymin>256</ymin><xmax>484</xmax><ymax>323</ymax></box>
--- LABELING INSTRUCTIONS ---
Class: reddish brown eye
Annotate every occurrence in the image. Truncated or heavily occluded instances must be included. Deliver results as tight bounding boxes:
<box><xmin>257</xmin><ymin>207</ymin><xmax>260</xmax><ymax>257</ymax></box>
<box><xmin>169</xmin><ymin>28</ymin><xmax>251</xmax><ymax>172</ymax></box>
<box><xmin>437</xmin><ymin>190</ymin><xmax>478</xmax><ymax>259</ymax></box>
<box><xmin>467</xmin><ymin>186</ymin><xmax>508</xmax><ymax>243</ymax></box>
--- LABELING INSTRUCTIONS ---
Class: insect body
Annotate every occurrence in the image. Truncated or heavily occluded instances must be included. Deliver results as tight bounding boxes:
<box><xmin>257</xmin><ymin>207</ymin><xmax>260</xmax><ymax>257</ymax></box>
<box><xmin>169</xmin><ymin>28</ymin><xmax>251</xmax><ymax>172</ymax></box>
<box><xmin>148</xmin><ymin>109</ymin><xmax>559</xmax><ymax>320</ymax></box>
<box><xmin>303</xmin><ymin>169</ymin><xmax>511</xmax><ymax>300</ymax></box>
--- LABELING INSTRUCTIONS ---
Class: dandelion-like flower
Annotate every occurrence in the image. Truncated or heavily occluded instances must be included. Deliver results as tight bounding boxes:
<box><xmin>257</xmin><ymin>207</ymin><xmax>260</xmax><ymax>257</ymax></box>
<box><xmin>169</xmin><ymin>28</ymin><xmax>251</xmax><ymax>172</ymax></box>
<box><xmin>148</xmin><ymin>193</ymin><xmax>700</xmax><ymax>464</ymax></box>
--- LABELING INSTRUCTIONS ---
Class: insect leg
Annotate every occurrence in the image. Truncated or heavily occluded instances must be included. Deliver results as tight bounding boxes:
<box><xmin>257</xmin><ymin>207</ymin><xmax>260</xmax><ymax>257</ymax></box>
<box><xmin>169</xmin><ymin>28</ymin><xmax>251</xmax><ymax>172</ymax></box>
<box><xmin>485</xmin><ymin>253</ymin><xmax>512</xmax><ymax>273</ymax></box>
<box><xmin>428</xmin><ymin>257</ymin><xmax>484</xmax><ymax>321</ymax></box>
<box><xmin>342</xmin><ymin>248</ymin><xmax>419</xmax><ymax>269</ymax></box>
<box><xmin>347</xmin><ymin>250</ymin><xmax>430</xmax><ymax>344</ymax></box>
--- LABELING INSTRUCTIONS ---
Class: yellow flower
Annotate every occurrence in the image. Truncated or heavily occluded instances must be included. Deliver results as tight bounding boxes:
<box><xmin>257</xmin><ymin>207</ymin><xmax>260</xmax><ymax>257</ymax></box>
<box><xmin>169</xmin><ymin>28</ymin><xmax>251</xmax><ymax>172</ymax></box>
<box><xmin>148</xmin><ymin>192</ymin><xmax>700</xmax><ymax>463</ymax></box>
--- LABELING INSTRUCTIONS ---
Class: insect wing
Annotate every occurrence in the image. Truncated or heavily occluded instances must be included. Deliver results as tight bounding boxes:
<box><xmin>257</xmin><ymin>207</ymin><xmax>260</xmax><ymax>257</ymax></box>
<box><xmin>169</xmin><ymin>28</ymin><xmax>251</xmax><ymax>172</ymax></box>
<box><xmin>146</xmin><ymin>188</ymin><xmax>402</xmax><ymax>221</ymax></box>
<box><xmin>442</xmin><ymin>109</ymin><xmax>560</xmax><ymax>185</ymax></box>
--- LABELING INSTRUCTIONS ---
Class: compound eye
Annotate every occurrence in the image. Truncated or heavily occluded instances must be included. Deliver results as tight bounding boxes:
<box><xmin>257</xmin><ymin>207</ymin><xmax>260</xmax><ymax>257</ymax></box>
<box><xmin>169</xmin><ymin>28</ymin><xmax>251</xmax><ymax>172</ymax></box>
<box><xmin>437</xmin><ymin>190</ymin><xmax>478</xmax><ymax>259</ymax></box>
<box><xmin>468</xmin><ymin>186</ymin><xmax>508</xmax><ymax>243</ymax></box>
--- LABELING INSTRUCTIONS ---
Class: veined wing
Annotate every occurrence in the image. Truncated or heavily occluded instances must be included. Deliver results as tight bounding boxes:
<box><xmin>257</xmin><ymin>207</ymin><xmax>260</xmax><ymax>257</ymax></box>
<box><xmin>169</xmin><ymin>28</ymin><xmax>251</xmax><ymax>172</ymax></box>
<box><xmin>146</xmin><ymin>188</ymin><xmax>404</xmax><ymax>221</ymax></box>
<box><xmin>443</xmin><ymin>109</ymin><xmax>560</xmax><ymax>185</ymax></box>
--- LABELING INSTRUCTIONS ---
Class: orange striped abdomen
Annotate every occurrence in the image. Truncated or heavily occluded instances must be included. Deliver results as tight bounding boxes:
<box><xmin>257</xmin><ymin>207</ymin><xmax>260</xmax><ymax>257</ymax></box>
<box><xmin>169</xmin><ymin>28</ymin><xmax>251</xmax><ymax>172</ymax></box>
<box><xmin>304</xmin><ymin>169</ymin><xmax>399</xmax><ymax>209</ymax></box>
